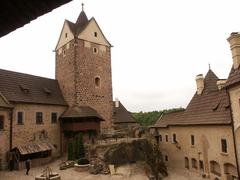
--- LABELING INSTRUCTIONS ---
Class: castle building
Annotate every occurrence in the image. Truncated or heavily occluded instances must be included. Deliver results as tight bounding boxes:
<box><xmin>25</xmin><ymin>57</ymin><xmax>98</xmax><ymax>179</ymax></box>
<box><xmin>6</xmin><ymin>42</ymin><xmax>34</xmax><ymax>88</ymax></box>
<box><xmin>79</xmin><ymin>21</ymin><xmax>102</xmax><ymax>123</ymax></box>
<box><xmin>150</xmin><ymin>33</ymin><xmax>240</xmax><ymax>180</ymax></box>
<box><xmin>0</xmin><ymin>6</ymin><xmax>136</xmax><ymax>170</ymax></box>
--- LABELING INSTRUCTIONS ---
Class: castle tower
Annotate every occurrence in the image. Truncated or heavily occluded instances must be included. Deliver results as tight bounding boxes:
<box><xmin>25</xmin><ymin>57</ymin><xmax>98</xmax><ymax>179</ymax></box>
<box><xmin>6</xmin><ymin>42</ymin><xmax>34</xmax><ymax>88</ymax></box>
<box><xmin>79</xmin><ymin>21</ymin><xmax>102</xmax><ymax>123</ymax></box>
<box><xmin>55</xmin><ymin>5</ymin><xmax>113</xmax><ymax>129</ymax></box>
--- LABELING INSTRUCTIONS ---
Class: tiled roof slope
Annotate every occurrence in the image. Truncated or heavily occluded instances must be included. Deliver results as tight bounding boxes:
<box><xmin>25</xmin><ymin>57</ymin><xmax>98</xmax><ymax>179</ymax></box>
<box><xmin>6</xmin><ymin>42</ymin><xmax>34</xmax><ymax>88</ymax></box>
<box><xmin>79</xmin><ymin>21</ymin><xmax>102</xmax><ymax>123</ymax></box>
<box><xmin>225</xmin><ymin>67</ymin><xmax>240</xmax><ymax>88</ymax></box>
<box><xmin>0</xmin><ymin>69</ymin><xmax>67</xmax><ymax>106</ymax></box>
<box><xmin>154</xmin><ymin>69</ymin><xmax>231</xmax><ymax>127</ymax></box>
<box><xmin>66</xmin><ymin>10</ymin><xmax>89</xmax><ymax>36</ymax></box>
<box><xmin>113</xmin><ymin>101</ymin><xmax>137</xmax><ymax>123</ymax></box>
<box><xmin>61</xmin><ymin>105</ymin><xmax>104</xmax><ymax>120</ymax></box>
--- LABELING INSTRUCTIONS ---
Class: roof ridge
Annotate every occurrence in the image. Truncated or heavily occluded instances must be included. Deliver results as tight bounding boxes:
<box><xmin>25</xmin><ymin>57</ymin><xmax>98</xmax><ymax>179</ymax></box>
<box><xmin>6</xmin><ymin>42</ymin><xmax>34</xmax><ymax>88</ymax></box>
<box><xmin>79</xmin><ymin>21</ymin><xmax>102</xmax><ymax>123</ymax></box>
<box><xmin>0</xmin><ymin>68</ymin><xmax>56</xmax><ymax>81</ymax></box>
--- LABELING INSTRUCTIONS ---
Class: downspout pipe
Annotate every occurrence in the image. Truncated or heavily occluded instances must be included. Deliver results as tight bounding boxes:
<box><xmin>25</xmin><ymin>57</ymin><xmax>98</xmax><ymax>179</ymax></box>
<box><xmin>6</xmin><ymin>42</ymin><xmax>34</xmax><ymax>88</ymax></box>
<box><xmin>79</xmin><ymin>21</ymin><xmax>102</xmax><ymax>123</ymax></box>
<box><xmin>9</xmin><ymin>108</ymin><xmax>13</xmax><ymax>151</ymax></box>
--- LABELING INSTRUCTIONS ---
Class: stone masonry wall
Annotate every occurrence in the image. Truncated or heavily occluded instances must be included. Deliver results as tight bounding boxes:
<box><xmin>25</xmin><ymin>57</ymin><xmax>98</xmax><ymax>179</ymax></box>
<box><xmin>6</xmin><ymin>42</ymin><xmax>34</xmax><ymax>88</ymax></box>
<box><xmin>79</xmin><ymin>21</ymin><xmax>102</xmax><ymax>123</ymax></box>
<box><xmin>12</xmin><ymin>104</ymin><xmax>67</xmax><ymax>158</ymax></box>
<box><xmin>156</xmin><ymin>125</ymin><xmax>237</xmax><ymax>180</ymax></box>
<box><xmin>56</xmin><ymin>40</ymin><xmax>76</xmax><ymax>106</ymax></box>
<box><xmin>0</xmin><ymin>109</ymin><xmax>11</xmax><ymax>169</ymax></box>
<box><xmin>75</xmin><ymin>39</ymin><xmax>113</xmax><ymax>130</ymax></box>
<box><xmin>56</xmin><ymin>38</ymin><xmax>113</xmax><ymax>130</ymax></box>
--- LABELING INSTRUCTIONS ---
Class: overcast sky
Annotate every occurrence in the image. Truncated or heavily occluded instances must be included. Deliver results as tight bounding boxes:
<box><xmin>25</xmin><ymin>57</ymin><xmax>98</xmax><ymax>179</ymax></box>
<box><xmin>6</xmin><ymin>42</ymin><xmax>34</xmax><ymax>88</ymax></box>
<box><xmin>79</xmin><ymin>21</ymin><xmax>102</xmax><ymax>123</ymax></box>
<box><xmin>0</xmin><ymin>0</ymin><xmax>239</xmax><ymax>112</ymax></box>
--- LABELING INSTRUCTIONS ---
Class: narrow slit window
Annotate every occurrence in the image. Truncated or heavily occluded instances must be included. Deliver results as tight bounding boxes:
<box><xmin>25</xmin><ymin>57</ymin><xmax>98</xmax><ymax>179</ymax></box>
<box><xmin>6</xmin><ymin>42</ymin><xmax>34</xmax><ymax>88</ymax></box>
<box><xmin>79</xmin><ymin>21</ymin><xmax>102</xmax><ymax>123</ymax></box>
<box><xmin>94</xmin><ymin>32</ymin><xmax>97</xmax><ymax>37</ymax></box>
<box><xmin>221</xmin><ymin>139</ymin><xmax>227</xmax><ymax>153</ymax></box>
<box><xmin>191</xmin><ymin>135</ymin><xmax>195</xmax><ymax>145</ymax></box>
<box><xmin>0</xmin><ymin>116</ymin><xmax>4</xmax><ymax>130</ymax></box>
<box><xmin>95</xmin><ymin>77</ymin><xmax>101</xmax><ymax>87</ymax></box>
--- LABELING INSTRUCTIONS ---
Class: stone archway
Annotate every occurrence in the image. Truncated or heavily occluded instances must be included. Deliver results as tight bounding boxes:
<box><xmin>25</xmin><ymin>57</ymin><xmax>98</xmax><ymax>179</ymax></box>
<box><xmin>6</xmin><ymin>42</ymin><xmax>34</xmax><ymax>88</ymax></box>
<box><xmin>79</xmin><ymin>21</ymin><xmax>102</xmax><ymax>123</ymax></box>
<box><xmin>210</xmin><ymin>160</ymin><xmax>221</xmax><ymax>177</ymax></box>
<box><xmin>224</xmin><ymin>163</ymin><xmax>238</xmax><ymax>179</ymax></box>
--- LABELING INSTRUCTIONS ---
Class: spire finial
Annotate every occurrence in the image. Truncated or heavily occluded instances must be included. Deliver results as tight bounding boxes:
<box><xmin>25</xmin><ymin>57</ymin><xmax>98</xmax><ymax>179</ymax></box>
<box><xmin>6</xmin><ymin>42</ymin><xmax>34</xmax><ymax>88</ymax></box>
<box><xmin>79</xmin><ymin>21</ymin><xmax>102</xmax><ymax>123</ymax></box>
<box><xmin>208</xmin><ymin>63</ymin><xmax>211</xmax><ymax>70</ymax></box>
<box><xmin>81</xmin><ymin>3</ymin><xmax>84</xmax><ymax>11</ymax></box>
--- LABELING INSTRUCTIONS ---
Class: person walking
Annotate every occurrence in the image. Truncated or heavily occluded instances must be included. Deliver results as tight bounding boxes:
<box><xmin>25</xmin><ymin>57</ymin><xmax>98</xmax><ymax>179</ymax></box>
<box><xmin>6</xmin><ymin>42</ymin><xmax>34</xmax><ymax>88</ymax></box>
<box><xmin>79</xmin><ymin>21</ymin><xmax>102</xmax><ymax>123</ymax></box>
<box><xmin>25</xmin><ymin>158</ymin><xmax>31</xmax><ymax>175</ymax></box>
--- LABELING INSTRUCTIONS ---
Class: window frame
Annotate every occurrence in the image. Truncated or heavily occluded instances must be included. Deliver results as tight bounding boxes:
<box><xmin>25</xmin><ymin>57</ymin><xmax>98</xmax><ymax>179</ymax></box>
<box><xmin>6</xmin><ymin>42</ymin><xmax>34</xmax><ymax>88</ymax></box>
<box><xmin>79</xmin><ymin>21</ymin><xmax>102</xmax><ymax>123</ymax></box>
<box><xmin>95</xmin><ymin>76</ymin><xmax>101</xmax><ymax>88</ymax></box>
<box><xmin>0</xmin><ymin>115</ymin><xmax>4</xmax><ymax>130</ymax></box>
<box><xmin>172</xmin><ymin>133</ymin><xmax>177</xmax><ymax>143</ymax></box>
<box><xmin>159</xmin><ymin>134</ymin><xmax>162</xmax><ymax>142</ymax></box>
<box><xmin>165</xmin><ymin>155</ymin><xmax>168</xmax><ymax>161</ymax></box>
<box><xmin>36</xmin><ymin>112</ymin><xmax>43</xmax><ymax>124</ymax></box>
<box><xmin>93</xmin><ymin>47</ymin><xmax>98</xmax><ymax>54</ymax></box>
<box><xmin>221</xmin><ymin>138</ymin><xmax>227</xmax><ymax>153</ymax></box>
<box><xmin>17</xmin><ymin>111</ymin><xmax>24</xmax><ymax>124</ymax></box>
<box><xmin>51</xmin><ymin>112</ymin><xmax>58</xmax><ymax>124</ymax></box>
<box><xmin>191</xmin><ymin>135</ymin><xmax>195</xmax><ymax>146</ymax></box>
<box><xmin>165</xmin><ymin>134</ymin><xmax>168</xmax><ymax>142</ymax></box>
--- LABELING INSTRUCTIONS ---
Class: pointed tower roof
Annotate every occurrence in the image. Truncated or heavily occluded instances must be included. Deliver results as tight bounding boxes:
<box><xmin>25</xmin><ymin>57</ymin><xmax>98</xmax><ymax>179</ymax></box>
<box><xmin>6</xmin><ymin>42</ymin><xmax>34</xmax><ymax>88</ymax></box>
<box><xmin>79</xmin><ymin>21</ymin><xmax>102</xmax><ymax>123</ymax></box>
<box><xmin>75</xmin><ymin>3</ymin><xmax>89</xmax><ymax>35</ymax></box>
<box><xmin>202</xmin><ymin>69</ymin><xmax>219</xmax><ymax>94</ymax></box>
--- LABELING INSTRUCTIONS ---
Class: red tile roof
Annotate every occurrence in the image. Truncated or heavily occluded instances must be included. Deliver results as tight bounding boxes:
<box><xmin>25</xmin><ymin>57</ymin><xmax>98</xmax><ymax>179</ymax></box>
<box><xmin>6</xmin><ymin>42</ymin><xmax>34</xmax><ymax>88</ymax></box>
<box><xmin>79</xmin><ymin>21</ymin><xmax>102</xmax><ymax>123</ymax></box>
<box><xmin>0</xmin><ymin>69</ymin><xmax>67</xmax><ymax>106</ymax></box>
<box><xmin>225</xmin><ymin>67</ymin><xmax>240</xmax><ymax>88</ymax></box>
<box><xmin>113</xmin><ymin>101</ymin><xmax>137</xmax><ymax>124</ymax></box>
<box><xmin>154</xmin><ymin>69</ymin><xmax>232</xmax><ymax>127</ymax></box>
<box><xmin>66</xmin><ymin>10</ymin><xmax>89</xmax><ymax>36</ymax></box>
<box><xmin>60</xmin><ymin>105</ymin><xmax>104</xmax><ymax>120</ymax></box>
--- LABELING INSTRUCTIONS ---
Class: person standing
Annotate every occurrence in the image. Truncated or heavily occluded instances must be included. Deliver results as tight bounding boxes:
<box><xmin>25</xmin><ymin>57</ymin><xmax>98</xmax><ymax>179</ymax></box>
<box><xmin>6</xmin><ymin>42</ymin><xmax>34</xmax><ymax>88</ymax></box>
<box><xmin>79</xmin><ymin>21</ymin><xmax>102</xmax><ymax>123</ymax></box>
<box><xmin>25</xmin><ymin>158</ymin><xmax>31</xmax><ymax>175</ymax></box>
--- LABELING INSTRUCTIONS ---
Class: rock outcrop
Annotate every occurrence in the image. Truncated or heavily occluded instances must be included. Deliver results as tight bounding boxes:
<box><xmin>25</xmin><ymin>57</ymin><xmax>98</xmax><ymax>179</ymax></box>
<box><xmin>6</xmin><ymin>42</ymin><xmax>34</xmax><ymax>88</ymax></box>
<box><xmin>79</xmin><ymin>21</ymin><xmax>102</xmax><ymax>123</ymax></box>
<box><xmin>103</xmin><ymin>138</ymin><xmax>168</xmax><ymax>179</ymax></box>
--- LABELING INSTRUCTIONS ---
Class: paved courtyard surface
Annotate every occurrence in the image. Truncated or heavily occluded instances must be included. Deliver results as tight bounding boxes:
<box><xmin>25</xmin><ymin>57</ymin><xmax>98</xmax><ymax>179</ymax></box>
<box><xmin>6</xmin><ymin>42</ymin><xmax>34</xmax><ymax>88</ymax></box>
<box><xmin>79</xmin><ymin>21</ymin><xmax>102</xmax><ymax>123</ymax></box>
<box><xmin>0</xmin><ymin>159</ymin><xmax>205</xmax><ymax>180</ymax></box>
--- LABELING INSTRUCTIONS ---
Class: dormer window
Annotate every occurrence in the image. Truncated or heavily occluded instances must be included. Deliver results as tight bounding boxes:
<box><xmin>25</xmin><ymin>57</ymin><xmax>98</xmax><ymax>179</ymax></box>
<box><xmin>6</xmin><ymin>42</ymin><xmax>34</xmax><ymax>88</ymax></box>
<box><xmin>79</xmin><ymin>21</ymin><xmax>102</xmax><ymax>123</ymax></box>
<box><xmin>43</xmin><ymin>88</ymin><xmax>51</xmax><ymax>95</ymax></box>
<box><xmin>94</xmin><ymin>32</ymin><xmax>97</xmax><ymax>37</ymax></box>
<box><xmin>19</xmin><ymin>85</ymin><xmax>29</xmax><ymax>94</ymax></box>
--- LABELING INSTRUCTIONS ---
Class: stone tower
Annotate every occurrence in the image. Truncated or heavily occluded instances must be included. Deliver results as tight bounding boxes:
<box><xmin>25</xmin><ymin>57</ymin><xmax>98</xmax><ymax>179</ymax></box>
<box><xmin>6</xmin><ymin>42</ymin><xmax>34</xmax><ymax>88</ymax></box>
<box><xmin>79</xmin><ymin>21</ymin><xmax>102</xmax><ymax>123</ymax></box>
<box><xmin>55</xmin><ymin>5</ymin><xmax>113</xmax><ymax>129</ymax></box>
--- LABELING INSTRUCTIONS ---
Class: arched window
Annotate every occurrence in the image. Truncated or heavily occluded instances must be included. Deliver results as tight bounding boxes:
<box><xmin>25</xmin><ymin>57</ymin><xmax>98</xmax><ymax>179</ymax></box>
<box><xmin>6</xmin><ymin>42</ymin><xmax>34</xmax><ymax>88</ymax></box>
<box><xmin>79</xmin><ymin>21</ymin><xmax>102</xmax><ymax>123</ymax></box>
<box><xmin>95</xmin><ymin>77</ymin><xmax>101</xmax><ymax>87</ymax></box>
<box><xmin>210</xmin><ymin>160</ymin><xmax>221</xmax><ymax>176</ymax></box>
<box><xmin>191</xmin><ymin>158</ymin><xmax>197</xmax><ymax>169</ymax></box>
<box><xmin>185</xmin><ymin>157</ymin><xmax>189</xmax><ymax>169</ymax></box>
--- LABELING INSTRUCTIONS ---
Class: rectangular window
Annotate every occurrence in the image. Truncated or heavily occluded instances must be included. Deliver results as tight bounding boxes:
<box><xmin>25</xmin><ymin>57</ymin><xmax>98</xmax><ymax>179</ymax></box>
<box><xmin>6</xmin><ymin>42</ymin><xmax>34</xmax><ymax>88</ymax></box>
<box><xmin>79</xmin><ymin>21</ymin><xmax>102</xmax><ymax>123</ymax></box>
<box><xmin>159</xmin><ymin>135</ymin><xmax>162</xmax><ymax>142</ymax></box>
<box><xmin>165</xmin><ymin>155</ymin><xmax>168</xmax><ymax>161</ymax></box>
<box><xmin>172</xmin><ymin>133</ymin><xmax>177</xmax><ymax>143</ymax></box>
<box><xmin>191</xmin><ymin>135</ymin><xmax>195</xmax><ymax>145</ymax></box>
<box><xmin>17</xmin><ymin>112</ymin><xmax>23</xmax><ymax>124</ymax></box>
<box><xmin>36</xmin><ymin>112</ymin><xmax>43</xmax><ymax>124</ymax></box>
<box><xmin>51</xmin><ymin>112</ymin><xmax>57</xmax><ymax>124</ymax></box>
<box><xmin>165</xmin><ymin>135</ymin><xmax>168</xmax><ymax>142</ymax></box>
<box><xmin>0</xmin><ymin>116</ymin><xmax>3</xmax><ymax>130</ymax></box>
<box><xmin>221</xmin><ymin>139</ymin><xmax>227</xmax><ymax>153</ymax></box>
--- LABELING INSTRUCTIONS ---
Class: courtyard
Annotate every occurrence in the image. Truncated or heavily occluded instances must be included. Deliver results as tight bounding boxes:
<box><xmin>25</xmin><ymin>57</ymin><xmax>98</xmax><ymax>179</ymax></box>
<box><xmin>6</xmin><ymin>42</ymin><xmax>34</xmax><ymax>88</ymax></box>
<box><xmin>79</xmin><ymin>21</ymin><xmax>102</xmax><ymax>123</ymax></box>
<box><xmin>0</xmin><ymin>158</ymin><xmax>204</xmax><ymax>180</ymax></box>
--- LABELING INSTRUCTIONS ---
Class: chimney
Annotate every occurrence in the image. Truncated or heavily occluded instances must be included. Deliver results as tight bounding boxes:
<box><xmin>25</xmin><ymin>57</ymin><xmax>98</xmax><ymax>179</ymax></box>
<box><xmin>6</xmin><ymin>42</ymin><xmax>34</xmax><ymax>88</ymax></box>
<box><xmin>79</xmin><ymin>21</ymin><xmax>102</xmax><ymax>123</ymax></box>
<box><xmin>216</xmin><ymin>79</ymin><xmax>226</xmax><ymax>90</ymax></box>
<box><xmin>196</xmin><ymin>74</ymin><xmax>204</xmax><ymax>95</ymax></box>
<box><xmin>227</xmin><ymin>32</ymin><xmax>240</xmax><ymax>69</ymax></box>
<box><xmin>115</xmin><ymin>98</ymin><xmax>119</xmax><ymax>108</ymax></box>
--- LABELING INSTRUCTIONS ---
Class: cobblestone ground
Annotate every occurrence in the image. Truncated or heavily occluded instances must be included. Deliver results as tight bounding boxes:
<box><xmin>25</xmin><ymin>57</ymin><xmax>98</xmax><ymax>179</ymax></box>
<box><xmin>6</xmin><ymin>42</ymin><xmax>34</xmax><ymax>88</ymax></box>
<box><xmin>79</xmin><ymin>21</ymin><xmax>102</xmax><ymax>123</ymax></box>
<box><xmin>0</xmin><ymin>159</ymin><xmax>205</xmax><ymax>180</ymax></box>
<box><xmin>164</xmin><ymin>167</ymin><xmax>205</xmax><ymax>180</ymax></box>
